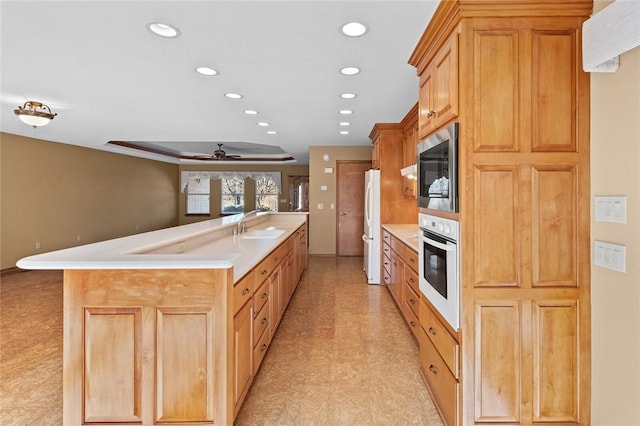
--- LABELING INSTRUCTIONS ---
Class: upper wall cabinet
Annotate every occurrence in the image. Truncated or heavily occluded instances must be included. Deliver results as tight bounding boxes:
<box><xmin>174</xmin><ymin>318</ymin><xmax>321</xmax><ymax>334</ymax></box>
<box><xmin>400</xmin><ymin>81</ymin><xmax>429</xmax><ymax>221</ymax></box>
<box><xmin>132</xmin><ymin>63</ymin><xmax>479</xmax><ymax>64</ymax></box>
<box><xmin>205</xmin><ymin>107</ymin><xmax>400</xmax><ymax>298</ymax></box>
<box><xmin>418</xmin><ymin>31</ymin><xmax>459</xmax><ymax>139</ymax></box>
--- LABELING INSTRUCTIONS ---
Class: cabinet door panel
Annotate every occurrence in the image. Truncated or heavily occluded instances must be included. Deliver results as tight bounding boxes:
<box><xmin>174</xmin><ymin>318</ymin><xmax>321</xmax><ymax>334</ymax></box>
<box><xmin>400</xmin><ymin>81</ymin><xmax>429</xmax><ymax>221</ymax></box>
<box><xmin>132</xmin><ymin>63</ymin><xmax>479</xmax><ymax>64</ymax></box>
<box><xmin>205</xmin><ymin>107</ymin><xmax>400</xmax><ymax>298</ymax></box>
<box><xmin>434</xmin><ymin>33</ymin><xmax>459</xmax><ymax>126</ymax></box>
<box><xmin>419</xmin><ymin>70</ymin><xmax>434</xmax><ymax>138</ymax></box>
<box><xmin>532</xmin><ymin>300</ymin><xmax>579</xmax><ymax>422</ymax></box>
<box><xmin>84</xmin><ymin>307</ymin><xmax>142</xmax><ymax>423</ymax></box>
<box><xmin>474</xmin><ymin>301</ymin><xmax>521</xmax><ymax>423</ymax></box>
<box><xmin>472</xmin><ymin>29</ymin><xmax>519</xmax><ymax>152</ymax></box>
<box><xmin>531</xmin><ymin>30</ymin><xmax>578</xmax><ymax>152</ymax></box>
<box><xmin>531</xmin><ymin>166</ymin><xmax>577</xmax><ymax>286</ymax></box>
<box><xmin>156</xmin><ymin>307</ymin><xmax>214</xmax><ymax>422</ymax></box>
<box><xmin>473</xmin><ymin>166</ymin><xmax>519</xmax><ymax>287</ymax></box>
<box><xmin>233</xmin><ymin>301</ymin><xmax>253</xmax><ymax>415</ymax></box>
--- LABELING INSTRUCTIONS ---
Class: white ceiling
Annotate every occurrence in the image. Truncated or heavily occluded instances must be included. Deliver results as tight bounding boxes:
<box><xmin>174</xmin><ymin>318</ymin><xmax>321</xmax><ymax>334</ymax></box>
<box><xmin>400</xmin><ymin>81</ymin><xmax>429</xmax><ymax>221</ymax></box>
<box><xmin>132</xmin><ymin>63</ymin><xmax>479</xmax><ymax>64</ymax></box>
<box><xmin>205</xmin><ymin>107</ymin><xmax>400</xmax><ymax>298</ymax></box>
<box><xmin>0</xmin><ymin>0</ymin><xmax>438</xmax><ymax>165</ymax></box>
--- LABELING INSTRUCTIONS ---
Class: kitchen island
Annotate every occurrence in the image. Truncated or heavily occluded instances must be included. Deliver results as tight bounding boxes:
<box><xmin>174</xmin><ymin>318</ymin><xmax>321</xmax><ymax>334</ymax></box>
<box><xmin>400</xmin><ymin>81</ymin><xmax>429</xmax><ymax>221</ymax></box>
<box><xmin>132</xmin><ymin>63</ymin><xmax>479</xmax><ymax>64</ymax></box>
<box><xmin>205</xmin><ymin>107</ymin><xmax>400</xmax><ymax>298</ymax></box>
<box><xmin>17</xmin><ymin>212</ymin><xmax>308</xmax><ymax>426</ymax></box>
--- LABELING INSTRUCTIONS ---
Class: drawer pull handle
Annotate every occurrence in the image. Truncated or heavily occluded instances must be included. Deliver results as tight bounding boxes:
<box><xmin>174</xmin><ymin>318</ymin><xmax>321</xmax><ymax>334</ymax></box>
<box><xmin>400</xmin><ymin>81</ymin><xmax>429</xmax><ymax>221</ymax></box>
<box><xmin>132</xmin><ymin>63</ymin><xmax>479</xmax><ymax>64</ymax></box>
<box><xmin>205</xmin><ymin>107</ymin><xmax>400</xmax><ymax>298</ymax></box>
<box><xmin>409</xmin><ymin>298</ymin><xmax>416</xmax><ymax>305</ymax></box>
<box><xmin>242</xmin><ymin>288</ymin><xmax>250</xmax><ymax>296</ymax></box>
<box><xmin>253</xmin><ymin>311</ymin><xmax>258</xmax><ymax>319</ymax></box>
<box><xmin>275</xmin><ymin>257</ymin><xmax>279</xmax><ymax>262</ymax></box>
<box><xmin>261</xmin><ymin>269</ymin><xmax>268</xmax><ymax>275</ymax></box>
<box><xmin>262</xmin><ymin>293</ymin><xmax>268</xmax><ymax>300</ymax></box>
<box><xmin>429</xmin><ymin>364</ymin><xmax>438</xmax><ymax>375</ymax></box>
<box><xmin>410</xmin><ymin>258</ymin><xmax>415</xmax><ymax>263</ymax></box>
<box><xmin>261</xmin><ymin>344</ymin><xmax>268</xmax><ymax>352</ymax></box>
<box><xmin>428</xmin><ymin>327</ymin><xmax>437</xmax><ymax>336</ymax></box>
<box><xmin>409</xmin><ymin>321</ymin><xmax>416</xmax><ymax>327</ymax></box>
<box><xmin>409</xmin><ymin>278</ymin><xmax>415</xmax><ymax>284</ymax></box>
<box><xmin>261</xmin><ymin>317</ymin><xmax>268</xmax><ymax>326</ymax></box>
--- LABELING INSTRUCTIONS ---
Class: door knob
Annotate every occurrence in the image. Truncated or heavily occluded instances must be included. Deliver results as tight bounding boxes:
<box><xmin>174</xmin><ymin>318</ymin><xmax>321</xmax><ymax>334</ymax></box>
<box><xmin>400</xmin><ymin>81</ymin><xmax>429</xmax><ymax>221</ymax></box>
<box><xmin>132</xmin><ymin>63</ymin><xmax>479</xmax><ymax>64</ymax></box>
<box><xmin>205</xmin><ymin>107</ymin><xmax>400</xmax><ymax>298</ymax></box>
<box><xmin>339</xmin><ymin>212</ymin><xmax>347</xmax><ymax>216</ymax></box>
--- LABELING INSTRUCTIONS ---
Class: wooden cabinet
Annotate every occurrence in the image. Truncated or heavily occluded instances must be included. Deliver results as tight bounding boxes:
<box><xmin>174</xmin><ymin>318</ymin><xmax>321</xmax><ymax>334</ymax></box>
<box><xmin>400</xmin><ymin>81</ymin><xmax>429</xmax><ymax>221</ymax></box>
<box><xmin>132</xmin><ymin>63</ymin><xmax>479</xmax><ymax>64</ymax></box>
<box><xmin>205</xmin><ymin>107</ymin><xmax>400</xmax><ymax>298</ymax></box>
<box><xmin>383</xmin><ymin>228</ymin><xmax>421</xmax><ymax>340</ymax></box>
<box><xmin>372</xmin><ymin>139</ymin><xmax>380</xmax><ymax>169</ymax></box>
<box><xmin>233</xmin><ymin>298</ymin><xmax>253</xmax><ymax>416</ymax></box>
<box><xmin>369</xmin><ymin>124</ymin><xmax>418</xmax><ymax>225</ymax></box>
<box><xmin>409</xmin><ymin>1</ymin><xmax>591</xmax><ymax>425</ymax></box>
<box><xmin>401</xmin><ymin>103</ymin><xmax>419</xmax><ymax>199</ymax></box>
<box><xmin>417</xmin><ymin>32</ymin><xmax>459</xmax><ymax>139</ymax></box>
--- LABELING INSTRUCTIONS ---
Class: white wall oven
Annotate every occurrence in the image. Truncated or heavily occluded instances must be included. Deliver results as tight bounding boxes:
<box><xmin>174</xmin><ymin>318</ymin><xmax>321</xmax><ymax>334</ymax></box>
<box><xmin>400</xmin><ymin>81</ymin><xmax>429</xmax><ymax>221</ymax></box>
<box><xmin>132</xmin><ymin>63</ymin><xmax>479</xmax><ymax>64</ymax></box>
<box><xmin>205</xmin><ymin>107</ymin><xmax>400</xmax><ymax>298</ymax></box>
<box><xmin>418</xmin><ymin>212</ymin><xmax>460</xmax><ymax>330</ymax></box>
<box><xmin>417</xmin><ymin>122</ymin><xmax>459</xmax><ymax>212</ymax></box>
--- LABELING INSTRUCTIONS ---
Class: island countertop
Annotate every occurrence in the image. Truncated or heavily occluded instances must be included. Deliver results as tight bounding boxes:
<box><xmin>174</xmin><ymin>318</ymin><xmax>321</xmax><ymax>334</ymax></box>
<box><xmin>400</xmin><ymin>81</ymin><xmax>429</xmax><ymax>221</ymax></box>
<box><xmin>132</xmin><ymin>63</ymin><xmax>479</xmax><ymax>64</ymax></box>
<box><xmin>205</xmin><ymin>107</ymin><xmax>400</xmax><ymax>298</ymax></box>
<box><xmin>17</xmin><ymin>212</ymin><xmax>308</xmax><ymax>282</ymax></box>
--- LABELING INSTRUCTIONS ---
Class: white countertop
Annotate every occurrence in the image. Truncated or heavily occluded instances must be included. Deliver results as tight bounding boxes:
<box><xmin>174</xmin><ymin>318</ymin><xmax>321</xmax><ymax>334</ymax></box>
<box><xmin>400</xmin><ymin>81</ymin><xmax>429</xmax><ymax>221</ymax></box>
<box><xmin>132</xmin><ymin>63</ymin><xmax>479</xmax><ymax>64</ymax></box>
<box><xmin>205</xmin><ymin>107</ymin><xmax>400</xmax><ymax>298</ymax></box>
<box><xmin>17</xmin><ymin>212</ymin><xmax>308</xmax><ymax>282</ymax></box>
<box><xmin>382</xmin><ymin>224</ymin><xmax>420</xmax><ymax>253</ymax></box>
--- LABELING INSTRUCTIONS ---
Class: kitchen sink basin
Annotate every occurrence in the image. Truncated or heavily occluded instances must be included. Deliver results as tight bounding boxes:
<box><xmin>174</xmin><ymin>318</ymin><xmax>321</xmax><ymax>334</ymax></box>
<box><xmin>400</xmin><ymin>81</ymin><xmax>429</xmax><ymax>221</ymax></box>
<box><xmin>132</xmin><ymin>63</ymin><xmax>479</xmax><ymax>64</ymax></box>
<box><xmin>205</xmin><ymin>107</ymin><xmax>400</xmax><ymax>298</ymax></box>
<box><xmin>240</xmin><ymin>229</ymin><xmax>286</xmax><ymax>239</ymax></box>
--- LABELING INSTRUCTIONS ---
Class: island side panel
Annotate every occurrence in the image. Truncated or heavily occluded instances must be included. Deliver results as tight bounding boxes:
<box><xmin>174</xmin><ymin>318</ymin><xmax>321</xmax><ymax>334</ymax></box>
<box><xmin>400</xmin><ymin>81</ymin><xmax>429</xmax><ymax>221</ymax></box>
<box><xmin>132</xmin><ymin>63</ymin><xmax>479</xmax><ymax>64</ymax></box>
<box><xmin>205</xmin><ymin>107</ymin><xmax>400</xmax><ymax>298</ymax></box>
<box><xmin>63</xmin><ymin>268</ymin><xmax>233</xmax><ymax>426</ymax></box>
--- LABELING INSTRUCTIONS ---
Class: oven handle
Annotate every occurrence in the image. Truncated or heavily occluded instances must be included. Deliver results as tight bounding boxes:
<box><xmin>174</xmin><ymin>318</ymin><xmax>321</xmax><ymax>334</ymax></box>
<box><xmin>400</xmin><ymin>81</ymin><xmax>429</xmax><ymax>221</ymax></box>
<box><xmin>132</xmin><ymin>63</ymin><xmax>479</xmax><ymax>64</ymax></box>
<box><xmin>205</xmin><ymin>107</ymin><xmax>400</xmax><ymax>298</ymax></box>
<box><xmin>422</xmin><ymin>235</ymin><xmax>456</xmax><ymax>251</ymax></box>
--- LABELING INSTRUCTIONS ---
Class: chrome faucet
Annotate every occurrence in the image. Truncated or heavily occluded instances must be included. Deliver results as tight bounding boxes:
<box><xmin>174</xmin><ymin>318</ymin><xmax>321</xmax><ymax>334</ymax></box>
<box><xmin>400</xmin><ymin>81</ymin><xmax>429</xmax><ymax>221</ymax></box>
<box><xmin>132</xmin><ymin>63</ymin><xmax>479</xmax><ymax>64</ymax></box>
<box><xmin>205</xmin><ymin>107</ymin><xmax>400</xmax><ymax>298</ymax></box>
<box><xmin>237</xmin><ymin>209</ymin><xmax>260</xmax><ymax>235</ymax></box>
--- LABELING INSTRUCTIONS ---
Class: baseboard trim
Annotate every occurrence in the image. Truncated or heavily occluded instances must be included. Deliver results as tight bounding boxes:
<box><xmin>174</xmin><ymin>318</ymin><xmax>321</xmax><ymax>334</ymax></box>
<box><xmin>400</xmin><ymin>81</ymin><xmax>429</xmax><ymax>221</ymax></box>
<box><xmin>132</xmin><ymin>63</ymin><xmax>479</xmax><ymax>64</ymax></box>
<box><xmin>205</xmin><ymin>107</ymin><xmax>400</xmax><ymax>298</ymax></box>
<box><xmin>1</xmin><ymin>267</ymin><xmax>25</xmax><ymax>277</ymax></box>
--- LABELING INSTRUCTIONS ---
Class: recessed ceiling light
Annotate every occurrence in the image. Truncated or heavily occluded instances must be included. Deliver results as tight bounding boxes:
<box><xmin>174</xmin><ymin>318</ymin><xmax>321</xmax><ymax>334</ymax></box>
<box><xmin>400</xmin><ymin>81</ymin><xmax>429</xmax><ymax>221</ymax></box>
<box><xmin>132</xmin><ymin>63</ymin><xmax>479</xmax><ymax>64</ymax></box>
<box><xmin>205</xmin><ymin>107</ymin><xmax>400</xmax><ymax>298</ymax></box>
<box><xmin>195</xmin><ymin>67</ymin><xmax>218</xmax><ymax>76</ymax></box>
<box><xmin>257</xmin><ymin>122</ymin><xmax>270</xmax><ymax>126</ymax></box>
<box><xmin>339</xmin><ymin>110</ymin><xmax>353</xmax><ymax>115</ymax></box>
<box><xmin>224</xmin><ymin>93</ymin><xmax>243</xmax><ymax>99</ymax></box>
<box><xmin>244</xmin><ymin>110</ymin><xmax>258</xmax><ymax>115</ymax></box>
<box><xmin>340</xmin><ymin>66</ymin><xmax>360</xmax><ymax>76</ymax></box>
<box><xmin>146</xmin><ymin>22</ymin><xmax>181</xmax><ymax>38</ymax></box>
<box><xmin>266</xmin><ymin>130</ymin><xmax>278</xmax><ymax>135</ymax></box>
<box><xmin>341</xmin><ymin>22</ymin><xmax>368</xmax><ymax>37</ymax></box>
<box><xmin>340</xmin><ymin>130</ymin><xmax>350</xmax><ymax>135</ymax></box>
<box><xmin>339</xmin><ymin>122</ymin><xmax>351</xmax><ymax>126</ymax></box>
<box><xmin>340</xmin><ymin>93</ymin><xmax>357</xmax><ymax>99</ymax></box>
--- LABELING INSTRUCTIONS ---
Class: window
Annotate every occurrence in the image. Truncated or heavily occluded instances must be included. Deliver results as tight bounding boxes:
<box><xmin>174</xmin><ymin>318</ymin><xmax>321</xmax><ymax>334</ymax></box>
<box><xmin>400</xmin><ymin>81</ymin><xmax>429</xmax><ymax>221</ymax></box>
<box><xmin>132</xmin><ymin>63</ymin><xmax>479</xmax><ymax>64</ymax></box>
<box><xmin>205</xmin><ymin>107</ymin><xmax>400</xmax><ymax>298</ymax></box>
<box><xmin>221</xmin><ymin>176</ymin><xmax>245</xmax><ymax>214</ymax></box>
<box><xmin>255</xmin><ymin>177</ymin><xmax>279</xmax><ymax>212</ymax></box>
<box><xmin>186</xmin><ymin>178</ymin><xmax>210</xmax><ymax>215</ymax></box>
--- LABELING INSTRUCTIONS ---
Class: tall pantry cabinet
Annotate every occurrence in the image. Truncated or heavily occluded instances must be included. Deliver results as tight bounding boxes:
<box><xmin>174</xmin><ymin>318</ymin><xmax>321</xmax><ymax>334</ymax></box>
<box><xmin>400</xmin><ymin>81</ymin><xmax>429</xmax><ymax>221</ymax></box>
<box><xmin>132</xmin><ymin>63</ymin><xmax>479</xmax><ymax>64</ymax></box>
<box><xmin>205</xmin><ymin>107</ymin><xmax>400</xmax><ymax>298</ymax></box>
<box><xmin>409</xmin><ymin>1</ymin><xmax>592</xmax><ymax>425</ymax></box>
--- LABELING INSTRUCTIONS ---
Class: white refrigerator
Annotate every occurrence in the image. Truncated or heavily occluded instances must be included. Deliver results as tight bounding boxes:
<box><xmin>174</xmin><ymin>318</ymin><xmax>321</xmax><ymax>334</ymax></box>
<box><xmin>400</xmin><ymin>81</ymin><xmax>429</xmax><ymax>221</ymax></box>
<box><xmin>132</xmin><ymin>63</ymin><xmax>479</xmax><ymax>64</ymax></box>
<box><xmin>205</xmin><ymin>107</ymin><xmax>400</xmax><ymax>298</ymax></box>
<box><xmin>362</xmin><ymin>169</ymin><xmax>381</xmax><ymax>284</ymax></box>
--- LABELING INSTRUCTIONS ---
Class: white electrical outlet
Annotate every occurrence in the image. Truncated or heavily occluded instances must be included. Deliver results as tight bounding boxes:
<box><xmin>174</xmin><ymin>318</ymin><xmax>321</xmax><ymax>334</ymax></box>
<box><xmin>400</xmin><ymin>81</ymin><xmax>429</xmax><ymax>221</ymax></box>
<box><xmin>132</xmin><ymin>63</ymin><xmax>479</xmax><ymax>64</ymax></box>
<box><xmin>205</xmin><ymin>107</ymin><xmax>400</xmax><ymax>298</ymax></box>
<box><xmin>317</xmin><ymin>203</ymin><xmax>324</xmax><ymax>210</ymax></box>
<box><xmin>594</xmin><ymin>240</ymin><xmax>626</xmax><ymax>273</ymax></box>
<box><xmin>76</xmin><ymin>235</ymin><xmax>81</xmax><ymax>242</ymax></box>
<box><xmin>35</xmin><ymin>241</ymin><xmax>41</xmax><ymax>249</ymax></box>
<box><xmin>176</xmin><ymin>242</ymin><xmax>185</xmax><ymax>253</ymax></box>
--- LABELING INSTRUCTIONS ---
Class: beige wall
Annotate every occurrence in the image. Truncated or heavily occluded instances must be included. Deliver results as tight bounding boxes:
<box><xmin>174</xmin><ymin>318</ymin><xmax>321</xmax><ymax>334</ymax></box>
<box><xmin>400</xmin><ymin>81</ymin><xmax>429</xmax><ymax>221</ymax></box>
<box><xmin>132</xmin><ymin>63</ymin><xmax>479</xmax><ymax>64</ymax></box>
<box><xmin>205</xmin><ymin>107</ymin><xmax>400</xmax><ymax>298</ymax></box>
<box><xmin>0</xmin><ymin>133</ymin><xmax>179</xmax><ymax>269</ymax></box>
<box><xmin>590</xmin><ymin>2</ymin><xmax>640</xmax><ymax>423</ymax></box>
<box><xmin>178</xmin><ymin>164</ymin><xmax>309</xmax><ymax>225</ymax></box>
<box><xmin>308</xmin><ymin>146</ymin><xmax>371</xmax><ymax>255</ymax></box>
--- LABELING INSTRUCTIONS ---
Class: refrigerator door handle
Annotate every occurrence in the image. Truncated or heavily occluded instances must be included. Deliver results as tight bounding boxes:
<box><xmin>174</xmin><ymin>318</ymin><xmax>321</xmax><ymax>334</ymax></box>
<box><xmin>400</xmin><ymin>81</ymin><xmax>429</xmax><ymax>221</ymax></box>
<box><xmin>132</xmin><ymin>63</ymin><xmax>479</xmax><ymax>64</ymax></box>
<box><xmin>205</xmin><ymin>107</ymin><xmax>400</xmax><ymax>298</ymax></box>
<box><xmin>362</xmin><ymin>234</ymin><xmax>373</xmax><ymax>242</ymax></box>
<box><xmin>364</xmin><ymin>178</ymin><xmax>372</xmax><ymax>229</ymax></box>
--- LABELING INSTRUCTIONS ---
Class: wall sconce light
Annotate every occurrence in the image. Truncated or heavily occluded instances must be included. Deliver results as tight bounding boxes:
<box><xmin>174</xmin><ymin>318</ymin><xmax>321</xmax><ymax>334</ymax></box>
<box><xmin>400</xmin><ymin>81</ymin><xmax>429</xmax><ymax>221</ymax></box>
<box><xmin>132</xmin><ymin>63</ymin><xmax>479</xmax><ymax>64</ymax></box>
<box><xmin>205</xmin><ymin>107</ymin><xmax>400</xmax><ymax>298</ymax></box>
<box><xmin>14</xmin><ymin>101</ymin><xmax>57</xmax><ymax>128</ymax></box>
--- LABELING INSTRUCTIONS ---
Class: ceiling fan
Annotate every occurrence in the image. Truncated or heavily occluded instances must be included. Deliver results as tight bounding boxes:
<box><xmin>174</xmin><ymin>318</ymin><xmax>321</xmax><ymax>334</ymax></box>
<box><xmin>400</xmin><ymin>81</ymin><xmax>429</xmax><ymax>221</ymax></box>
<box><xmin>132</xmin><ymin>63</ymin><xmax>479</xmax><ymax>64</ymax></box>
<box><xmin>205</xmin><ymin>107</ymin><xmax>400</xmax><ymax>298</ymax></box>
<box><xmin>209</xmin><ymin>143</ymin><xmax>241</xmax><ymax>160</ymax></box>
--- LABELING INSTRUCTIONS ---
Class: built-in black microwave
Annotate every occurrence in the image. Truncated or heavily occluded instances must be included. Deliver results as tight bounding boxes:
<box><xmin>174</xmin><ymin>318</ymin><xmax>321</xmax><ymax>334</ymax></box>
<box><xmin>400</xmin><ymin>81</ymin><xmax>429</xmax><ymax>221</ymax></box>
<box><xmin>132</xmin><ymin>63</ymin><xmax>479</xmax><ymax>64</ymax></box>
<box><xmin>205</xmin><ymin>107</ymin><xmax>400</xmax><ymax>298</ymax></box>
<box><xmin>417</xmin><ymin>122</ymin><xmax>458</xmax><ymax>212</ymax></box>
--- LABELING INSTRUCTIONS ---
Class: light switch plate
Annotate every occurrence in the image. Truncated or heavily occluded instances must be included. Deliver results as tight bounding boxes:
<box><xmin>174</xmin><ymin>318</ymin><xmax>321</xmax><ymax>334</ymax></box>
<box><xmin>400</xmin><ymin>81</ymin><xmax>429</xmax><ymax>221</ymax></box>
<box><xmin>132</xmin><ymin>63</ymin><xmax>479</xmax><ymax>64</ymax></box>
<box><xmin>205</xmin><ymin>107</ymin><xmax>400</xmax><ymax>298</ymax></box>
<box><xmin>595</xmin><ymin>196</ymin><xmax>626</xmax><ymax>223</ymax></box>
<box><xmin>320</xmin><ymin>185</ymin><xmax>328</xmax><ymax>191</ymax></box>
<box><xmin>324</xmin><ymin>167</ymin><xmax>334</xmax><ymax>174</ymax></box>
<box><xmin>594</xmin><ymin>240</ymin><xmax>626</xmax><ymax>273</ymax></box>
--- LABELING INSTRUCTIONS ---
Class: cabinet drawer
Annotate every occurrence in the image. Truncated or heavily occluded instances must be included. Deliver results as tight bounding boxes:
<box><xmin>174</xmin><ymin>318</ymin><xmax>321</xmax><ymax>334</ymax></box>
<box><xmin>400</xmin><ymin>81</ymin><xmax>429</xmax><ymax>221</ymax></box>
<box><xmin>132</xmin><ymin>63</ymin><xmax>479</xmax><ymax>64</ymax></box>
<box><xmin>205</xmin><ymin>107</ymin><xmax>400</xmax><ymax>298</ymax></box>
<box><xmin>254</xmin><ymin>255</ymin><xmax>274</xmax><ymax>287</ymax></box>
<box><xmin>252</xmin><ymin>302</ymin><xmax>270</xmax><ymax>347</ymax></box>
<box><xmin>404</xmin><ymin>264</ymin><xmax>419</xmax><ymax>295</ymax></box>
<box><xmin>420</xmin><ymin>297</ymin><xmax>459</xmax><ymax>378</ymax></box>
<box><xmin>233</xmin><ymin>272</ymin><xmax>254</xmax><ymax>315</ymax></box>
<box><xmin>404</xmin><ymin>300</ymin><xmax>420</xmax><ymax>340</ymax></box>
<box><xmin>253</xmin><ymin>324</ymin><xmax>270</xmax><ymax>375</ymax></box>
<box><xmin>390</xmin><ymin>236</ymin><xmax>404</xmax><ymax>255</ymax></box>
<box><xmin>382</xmin><ymin>242</ymin><xmax>392</xmax><ymax>260</ymax></box>
<box><xmin>404</xmin><ymin>283</ymin><xmax>420</xmax><ymax>318</ymax></box>
<box><xmin>382</xmin><ymin>230</ymin><xmax>391</xmax><ymax>246</ymax></box>
<box><xmin>253</xmin><ymin>281</ymin><xmax>270</xmax><ymax>314</ymax></box>
<box><xmin>404</xmin><ymin>247</ymin><xmax>419</xmax><ymax>273</ymax></box>
<box><xmin>420</xmin><ymin>333</ymin><xmax>459</xmax><ymax>426</ymax></box>
<box><xmin>382</xmin><ymin>251</ymin><xmax>391</xmax><ymax>275</ymax></box>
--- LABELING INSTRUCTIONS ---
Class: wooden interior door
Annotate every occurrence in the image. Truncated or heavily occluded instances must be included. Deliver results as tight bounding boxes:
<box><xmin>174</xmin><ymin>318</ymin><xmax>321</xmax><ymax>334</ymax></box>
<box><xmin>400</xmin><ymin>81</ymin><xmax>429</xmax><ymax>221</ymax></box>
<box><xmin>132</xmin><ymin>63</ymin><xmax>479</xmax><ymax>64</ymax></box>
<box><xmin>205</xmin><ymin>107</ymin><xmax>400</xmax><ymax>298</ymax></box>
<box><xmin>336</xmin><ymin>161</ymin><xmax>370</xmax><ymax>256</ymax></box>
